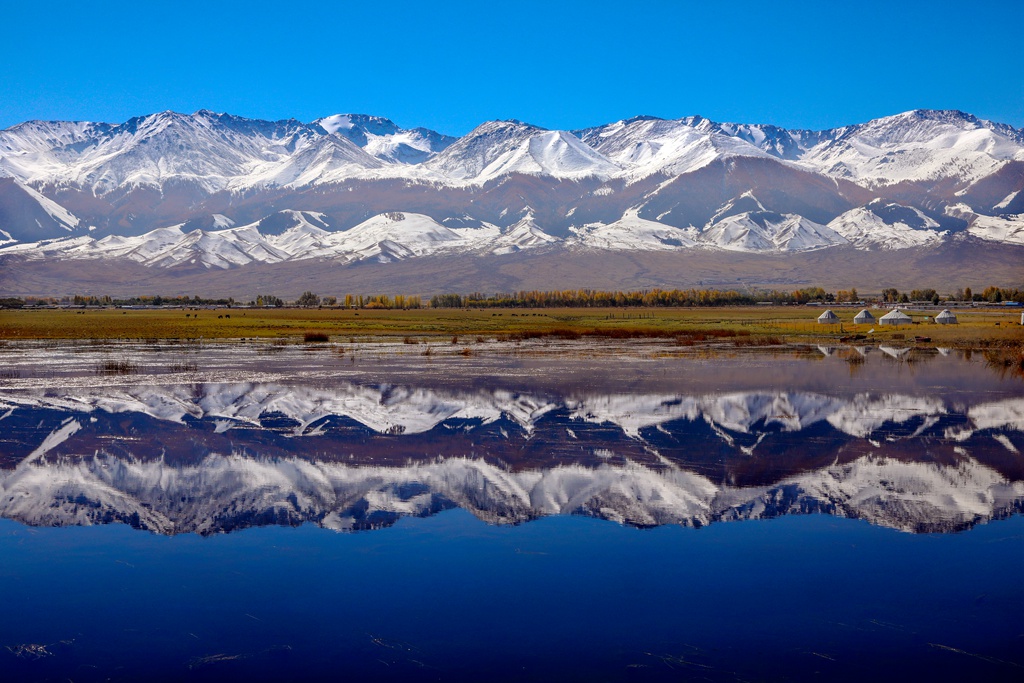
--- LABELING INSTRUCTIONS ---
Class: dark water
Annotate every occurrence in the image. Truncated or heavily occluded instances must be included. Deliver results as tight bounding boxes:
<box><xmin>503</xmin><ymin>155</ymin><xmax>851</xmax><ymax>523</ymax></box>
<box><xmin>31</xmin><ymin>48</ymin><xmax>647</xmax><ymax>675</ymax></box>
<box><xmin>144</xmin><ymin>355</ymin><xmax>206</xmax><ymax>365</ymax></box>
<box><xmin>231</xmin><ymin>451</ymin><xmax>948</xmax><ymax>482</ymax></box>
<box><xmin>0</xmin><ymin>342</ymin><xmax>1022</xmax><ymax>681</ymax></box>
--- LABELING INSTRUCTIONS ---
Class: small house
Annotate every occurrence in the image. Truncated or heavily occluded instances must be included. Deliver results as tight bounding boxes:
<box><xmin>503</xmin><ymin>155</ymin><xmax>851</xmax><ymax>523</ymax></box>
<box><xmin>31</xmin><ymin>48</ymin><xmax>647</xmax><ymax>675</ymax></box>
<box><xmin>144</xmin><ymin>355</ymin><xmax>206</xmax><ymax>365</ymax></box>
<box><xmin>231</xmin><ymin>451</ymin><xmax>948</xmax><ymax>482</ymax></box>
<box><xmin>935</xmin><ymin>309</ymin><xmax>957</xmax><ymax>324</ymax></box>
<box><xmin>818</xmin><ymin>309</ymin><xmax>840</xmax><ymax>324</ymax></box>
<box><xmin>879</xmin><ymin>309</ymin><xmax>912</xmax><ymax>326</ymax></box>
<box><xmin>853</xmin><ymin>309</ymin><xmax>875</xmax><ymax>325</ymax></box>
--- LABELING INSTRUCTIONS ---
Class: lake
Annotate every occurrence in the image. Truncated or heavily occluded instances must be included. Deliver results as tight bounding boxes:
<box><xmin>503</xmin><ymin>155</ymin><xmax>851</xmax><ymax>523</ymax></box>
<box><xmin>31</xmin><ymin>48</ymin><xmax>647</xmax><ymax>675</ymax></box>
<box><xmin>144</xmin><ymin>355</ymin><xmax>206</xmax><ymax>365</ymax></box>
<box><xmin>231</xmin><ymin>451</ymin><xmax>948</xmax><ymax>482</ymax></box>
<box><xmin>0</xmin><ymin>340</ymin><xmax>1022</xmax><ymax>681</ymax></box>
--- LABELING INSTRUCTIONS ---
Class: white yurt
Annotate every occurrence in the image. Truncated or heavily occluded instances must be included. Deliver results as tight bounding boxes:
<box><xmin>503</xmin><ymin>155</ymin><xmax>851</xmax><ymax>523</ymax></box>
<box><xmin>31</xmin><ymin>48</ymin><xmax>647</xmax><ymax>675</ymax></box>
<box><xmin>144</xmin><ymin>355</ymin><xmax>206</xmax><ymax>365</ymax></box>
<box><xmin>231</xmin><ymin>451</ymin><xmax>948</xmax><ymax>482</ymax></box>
<box><xmin>935</xmin><ymin>309</ymin><xmax>958</xmax><ymax>324</ymax></box>
<box><xmin>853</xmin><ymin>309</ymin><xmax>875</xmax><ymax>324</ymax></box>
<box><xmin>818</xmin><ymin>309</ymin><xmax>840</xmax><ymax>324</ymax></box>
<box><xmin>879</xmin><ymin>309</ymin><xmax>912</xmax><ymax>326</ymax></box>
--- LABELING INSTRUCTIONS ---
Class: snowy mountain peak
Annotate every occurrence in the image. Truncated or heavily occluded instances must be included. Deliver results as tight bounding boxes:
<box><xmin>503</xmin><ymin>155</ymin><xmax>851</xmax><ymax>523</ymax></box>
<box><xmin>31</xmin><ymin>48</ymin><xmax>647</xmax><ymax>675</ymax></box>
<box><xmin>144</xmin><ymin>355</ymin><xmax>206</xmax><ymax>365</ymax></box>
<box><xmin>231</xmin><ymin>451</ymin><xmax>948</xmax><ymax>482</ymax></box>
<box><xmin>425</xmin><ymin>120</ymin><xmax>618</xmax><ymax>183</ymax></box>
<box><xmin>799</xmin><ymin>109</ymin><xmax>1024</xmax><ymax>186</ymax></box>
<box><xmin>313</xmin><ymin>113</ymin><xmax>455</xmax><ymax>164</ymax></box>
<box><xmin>316</xmin><ymin>113</ymin><xmax>403</xmax><ymax>139</ymax></box>
<box><xmin>840</xmin><ymin>109</ymin><xmax>1018</xmax><ymax>145</ymax></box>
<box><xmin>576</xmin><ymin>115</ymin><xmax>779</xmax><ymax>179</ymax></box>
<box><xmin>488</xmin><ymin>213</ymin><xmax>559</xmax><ymax>255</ymax></box>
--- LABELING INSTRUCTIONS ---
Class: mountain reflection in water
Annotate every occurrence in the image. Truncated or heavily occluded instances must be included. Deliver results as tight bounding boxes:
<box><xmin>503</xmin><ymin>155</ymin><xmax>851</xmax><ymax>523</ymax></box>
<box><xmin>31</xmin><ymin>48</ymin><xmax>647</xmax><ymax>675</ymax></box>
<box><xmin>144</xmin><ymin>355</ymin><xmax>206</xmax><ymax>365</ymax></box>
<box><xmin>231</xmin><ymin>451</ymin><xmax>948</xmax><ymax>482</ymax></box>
<box><xmin>1</xmin><ymin>347</ymin><xmax>1021</xmax><ymax>535</ymax></box>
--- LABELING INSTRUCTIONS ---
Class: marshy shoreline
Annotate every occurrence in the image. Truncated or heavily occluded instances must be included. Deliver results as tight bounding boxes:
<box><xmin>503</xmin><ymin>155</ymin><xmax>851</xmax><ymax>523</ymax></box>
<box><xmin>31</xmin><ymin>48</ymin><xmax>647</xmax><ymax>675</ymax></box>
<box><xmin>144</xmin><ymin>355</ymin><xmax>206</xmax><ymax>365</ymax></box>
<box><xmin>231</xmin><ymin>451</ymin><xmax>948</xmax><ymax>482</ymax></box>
<box><xmin>1</xmin><ymin>305</ymin><xmax>1021</xmax><ymax>348</ymax></box>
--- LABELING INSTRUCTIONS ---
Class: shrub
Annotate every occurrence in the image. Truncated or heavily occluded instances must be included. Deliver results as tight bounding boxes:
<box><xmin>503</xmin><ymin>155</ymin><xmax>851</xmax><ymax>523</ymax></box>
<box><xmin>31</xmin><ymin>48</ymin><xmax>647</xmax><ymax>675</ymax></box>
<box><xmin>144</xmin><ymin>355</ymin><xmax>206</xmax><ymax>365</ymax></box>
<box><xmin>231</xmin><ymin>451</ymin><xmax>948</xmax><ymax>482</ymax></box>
<box><xmin>733</xmin><ymin>335</ymin><xmax>784</xmax><ymax>347</ymax></box>
<box><xmin>296</xmin><ymin>292</ymin><xmax>321</xmax><ymax>307</ymax></box>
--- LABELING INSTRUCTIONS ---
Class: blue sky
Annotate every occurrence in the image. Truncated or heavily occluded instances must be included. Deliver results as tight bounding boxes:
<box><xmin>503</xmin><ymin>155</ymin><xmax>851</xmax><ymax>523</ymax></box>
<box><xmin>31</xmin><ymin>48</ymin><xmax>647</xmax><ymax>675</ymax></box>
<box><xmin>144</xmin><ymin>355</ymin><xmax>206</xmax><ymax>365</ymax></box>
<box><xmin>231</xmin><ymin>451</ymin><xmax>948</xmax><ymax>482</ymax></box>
<box><xmin>2</xmin><ymin>0</ymin><xmax>1022</xmax><ymax>134</ymax></box>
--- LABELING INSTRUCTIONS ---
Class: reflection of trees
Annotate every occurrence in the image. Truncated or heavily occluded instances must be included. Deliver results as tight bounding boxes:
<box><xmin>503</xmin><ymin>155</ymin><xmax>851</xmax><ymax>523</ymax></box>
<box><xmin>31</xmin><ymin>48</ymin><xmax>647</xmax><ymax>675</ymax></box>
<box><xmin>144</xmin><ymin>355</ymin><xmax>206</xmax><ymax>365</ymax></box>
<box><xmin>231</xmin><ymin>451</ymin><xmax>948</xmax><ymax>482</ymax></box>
<box><xmin>984</xmin><ymin>345</ymin><xmax>1024</xmax><ymax>380</ymax></box>
<box><xmin>836</xmin><ymin>347</ymin><xmax>866</xmax><ymax>377</ymax></box>
<box><xmin>907</xmin><ymin>348</ymin><xmax>939</xmax><ymax>363</ymax></box>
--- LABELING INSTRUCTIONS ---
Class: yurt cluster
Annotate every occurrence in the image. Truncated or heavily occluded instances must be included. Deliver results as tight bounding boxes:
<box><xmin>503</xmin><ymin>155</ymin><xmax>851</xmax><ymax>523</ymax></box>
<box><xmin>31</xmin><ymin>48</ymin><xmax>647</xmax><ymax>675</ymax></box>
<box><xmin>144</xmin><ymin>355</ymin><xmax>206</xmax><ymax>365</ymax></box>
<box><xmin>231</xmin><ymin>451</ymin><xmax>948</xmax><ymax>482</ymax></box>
<box><xmin>817</xmin><ymin>308</ymin><xmax>958</xmax><ymax>326</ymax></box>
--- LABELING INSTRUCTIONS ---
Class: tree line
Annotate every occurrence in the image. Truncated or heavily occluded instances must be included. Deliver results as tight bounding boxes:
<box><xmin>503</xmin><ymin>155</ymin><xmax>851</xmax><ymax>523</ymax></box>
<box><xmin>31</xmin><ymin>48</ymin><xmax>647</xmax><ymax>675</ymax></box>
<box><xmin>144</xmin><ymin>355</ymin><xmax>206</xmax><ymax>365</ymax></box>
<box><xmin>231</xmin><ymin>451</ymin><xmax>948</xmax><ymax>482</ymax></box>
<box><xmin>4</xmin><ymin>284</ymin><xmax>1021</xmax><ymax>310</ymax></box>
<box><xmin>429</xmin><ymin>286</ymin><xmax>1024</xmax><ymax>308</ymax></box>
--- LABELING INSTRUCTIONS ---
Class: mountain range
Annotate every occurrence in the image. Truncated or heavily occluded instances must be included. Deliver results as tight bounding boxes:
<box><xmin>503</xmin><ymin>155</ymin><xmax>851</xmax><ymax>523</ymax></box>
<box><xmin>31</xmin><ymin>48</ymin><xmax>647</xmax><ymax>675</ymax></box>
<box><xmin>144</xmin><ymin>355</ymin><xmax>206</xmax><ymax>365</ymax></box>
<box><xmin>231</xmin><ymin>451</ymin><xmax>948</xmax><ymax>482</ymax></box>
<box><xmin>1</xmin><ymin>108</ymin><xmax>1022</xmax><ymax>295</ymax></box>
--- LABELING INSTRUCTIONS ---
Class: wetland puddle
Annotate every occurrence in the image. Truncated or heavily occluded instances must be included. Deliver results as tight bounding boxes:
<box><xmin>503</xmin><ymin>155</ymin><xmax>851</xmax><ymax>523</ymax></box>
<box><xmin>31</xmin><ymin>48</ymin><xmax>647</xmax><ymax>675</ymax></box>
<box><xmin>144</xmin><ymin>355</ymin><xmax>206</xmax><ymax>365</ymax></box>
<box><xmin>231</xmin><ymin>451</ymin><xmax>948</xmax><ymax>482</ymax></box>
<box><xmin>0</xmin><ymin>341</ymin><xmax>1021</xmax><ymax>681</ymax></box>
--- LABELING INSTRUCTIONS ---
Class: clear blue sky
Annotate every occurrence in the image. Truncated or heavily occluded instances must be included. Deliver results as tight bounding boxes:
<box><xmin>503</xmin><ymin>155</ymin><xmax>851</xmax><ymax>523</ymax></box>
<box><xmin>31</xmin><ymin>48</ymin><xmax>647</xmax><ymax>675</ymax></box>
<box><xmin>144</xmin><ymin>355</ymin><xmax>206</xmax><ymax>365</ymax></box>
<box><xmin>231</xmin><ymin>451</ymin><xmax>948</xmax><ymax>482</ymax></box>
<box><xmin>2</xmin><ymin>0</ymin><xmax>1021</xmax><ymax>134</ymax></box>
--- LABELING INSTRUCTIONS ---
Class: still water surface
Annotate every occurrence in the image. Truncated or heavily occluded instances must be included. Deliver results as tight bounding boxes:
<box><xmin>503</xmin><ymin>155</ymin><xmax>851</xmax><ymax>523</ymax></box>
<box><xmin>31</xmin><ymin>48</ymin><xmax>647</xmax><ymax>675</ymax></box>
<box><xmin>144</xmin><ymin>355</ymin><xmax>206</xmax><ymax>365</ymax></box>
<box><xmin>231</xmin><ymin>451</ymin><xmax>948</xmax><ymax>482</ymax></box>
<box><xmin>0</xmin><ymin>342</ymin><xmax>1021</xmax><ymax>681</ymax></box>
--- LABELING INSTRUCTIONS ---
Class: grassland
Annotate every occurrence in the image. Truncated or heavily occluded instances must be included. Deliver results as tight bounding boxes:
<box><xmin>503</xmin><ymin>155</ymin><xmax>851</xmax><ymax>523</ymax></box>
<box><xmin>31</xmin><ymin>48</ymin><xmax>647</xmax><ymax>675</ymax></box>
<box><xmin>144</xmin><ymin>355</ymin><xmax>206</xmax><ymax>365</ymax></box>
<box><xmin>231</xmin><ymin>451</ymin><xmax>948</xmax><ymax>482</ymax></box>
<box><xmin>1</xmin><ymin>305</ymin><xmax>1021</xmax><ymax>348</ymax></box>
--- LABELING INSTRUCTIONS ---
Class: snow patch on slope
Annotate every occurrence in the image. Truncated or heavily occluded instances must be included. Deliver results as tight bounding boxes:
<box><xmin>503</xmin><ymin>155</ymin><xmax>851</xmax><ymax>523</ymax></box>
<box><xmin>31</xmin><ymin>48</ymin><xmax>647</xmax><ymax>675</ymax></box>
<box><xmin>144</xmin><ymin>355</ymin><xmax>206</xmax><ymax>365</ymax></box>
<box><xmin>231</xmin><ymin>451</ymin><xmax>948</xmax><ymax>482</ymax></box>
<box><xmin>966</xmin><ymin>214</ymin><xmax>1024</xmax><ymax>245</ymax></box>
<box><xmin>488</xmin><ymin>213</ymin><xmax>559</xmax><ymax>255</ymax></box>
<box><xmin>312</xmin><ymin>212</ymin><xmax>469</xmax><ymax>263</ymax></box>
<box><xmin>828</xmin><ymin>204</ymin><xmax>945</xmax><ymax>250</ymax></box>
<box><xmin>699</xmin><ymin>211</ymin><xmax>846</xmax><ymax>252</ymax></box>
<box><xmin>570</xmin><ymin>208</ymin><xmax>698</xmax><ymax>251</ymax></box>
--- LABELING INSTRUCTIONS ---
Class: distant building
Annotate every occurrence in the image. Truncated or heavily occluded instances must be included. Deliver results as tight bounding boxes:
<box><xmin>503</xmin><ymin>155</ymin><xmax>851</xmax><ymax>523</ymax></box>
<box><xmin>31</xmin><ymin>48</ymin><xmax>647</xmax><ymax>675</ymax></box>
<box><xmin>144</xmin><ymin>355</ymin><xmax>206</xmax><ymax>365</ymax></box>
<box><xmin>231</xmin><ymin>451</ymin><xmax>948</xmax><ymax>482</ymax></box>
<box><xmin>818</xmin><ymin>309</ymin><xmax>840</xmax><ymax>324</ymax></box>
<box><xmin>879</xmin><ymin>309</ymin><xmax>913</xmax><ymax>326</ymax></box>
<box><xmin>853</xmin><ymin>309</ymin><xmax>876</xmax><ymax>325</ymax></box>
<box><xmin>935</xmin><ymin>309</ymin><xmax>958</xmax><ymax>324</ymax></box>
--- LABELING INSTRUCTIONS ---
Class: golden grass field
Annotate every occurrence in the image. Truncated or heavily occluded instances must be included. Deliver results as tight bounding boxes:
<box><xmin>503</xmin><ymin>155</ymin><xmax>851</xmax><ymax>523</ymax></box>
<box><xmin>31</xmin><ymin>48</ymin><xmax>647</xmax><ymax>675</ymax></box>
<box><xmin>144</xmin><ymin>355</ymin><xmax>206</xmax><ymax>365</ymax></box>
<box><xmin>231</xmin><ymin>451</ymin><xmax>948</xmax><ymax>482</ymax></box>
<box><xmin>1</xmin><ymin>305</ymin><xmax>1021</xmax><ymax>347</ymax></box>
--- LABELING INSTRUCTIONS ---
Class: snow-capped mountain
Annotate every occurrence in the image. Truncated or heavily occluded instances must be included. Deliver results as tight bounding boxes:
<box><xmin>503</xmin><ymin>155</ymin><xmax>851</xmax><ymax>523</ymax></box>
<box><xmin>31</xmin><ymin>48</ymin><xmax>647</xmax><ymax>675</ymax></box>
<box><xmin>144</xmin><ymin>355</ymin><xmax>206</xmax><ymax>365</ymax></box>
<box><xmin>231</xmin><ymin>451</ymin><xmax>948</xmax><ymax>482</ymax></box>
<box><xmin>315</xmin><ymin>113</ymin><xmax>456</xmax><ymax>164</ymax></box>
<box><xmin>2</xmin><ymin>210</ymin><xmax>567</xmax><ymax>268</ymax></box>
<box><xmin>574</xmin><ymin>115</ymin><xmax>780</xmax><ymax>179</ymax></box>
<box><xmin>828</xmin><ymin>200</ymin><xmax>947</xmax><ymax>249</ymax></box>
<box><xmin>575</xmin><ymin>109</ymin><xmax>1024</xmax><ymax>187</ymax></box>
<box><xmin>945</xmin><ymin>202</ymin><xmax>1024</xmax><ymax>246</ymax></box>
<box><xmin>570</xmin><ymin>209</ymin><xmax>697</xmax><ymax>251</ymax></box>
<box><xmin>424</xmin><ymin>119</ymin><xmax>621</xmax><ymax>183</ymax></box>
<box><xmin>0</xmin><ymin>176</ymin><xmax>81</xmax><ymax>242</ymax></box>
<box><xmin>305</xmin><ymin>212</ymin><xmax>473</xmax><ymax>263</ymax></box>
<box><xmin>797</xmin><ymin>109</ymin><xmax>1024</xmax><ymax>186</ymax></box>
<box><xmin>486</xmin><ymin>212</ymin><xmax>559</xmax><ymax>255</ymax></box>
<box><xmin>2</xmin><ymin>111</ymin><xmax>370</xmax><ymax>195</ymax></box>
<box><xmin>1</xmin><ymin>108</ymin><xmax>1022</xmax><ymax>284</ymax></box>
<box><xmin>698</xmin><ymin>211</ymin><xmax>846</xmax><ymax>252</ymax></box>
